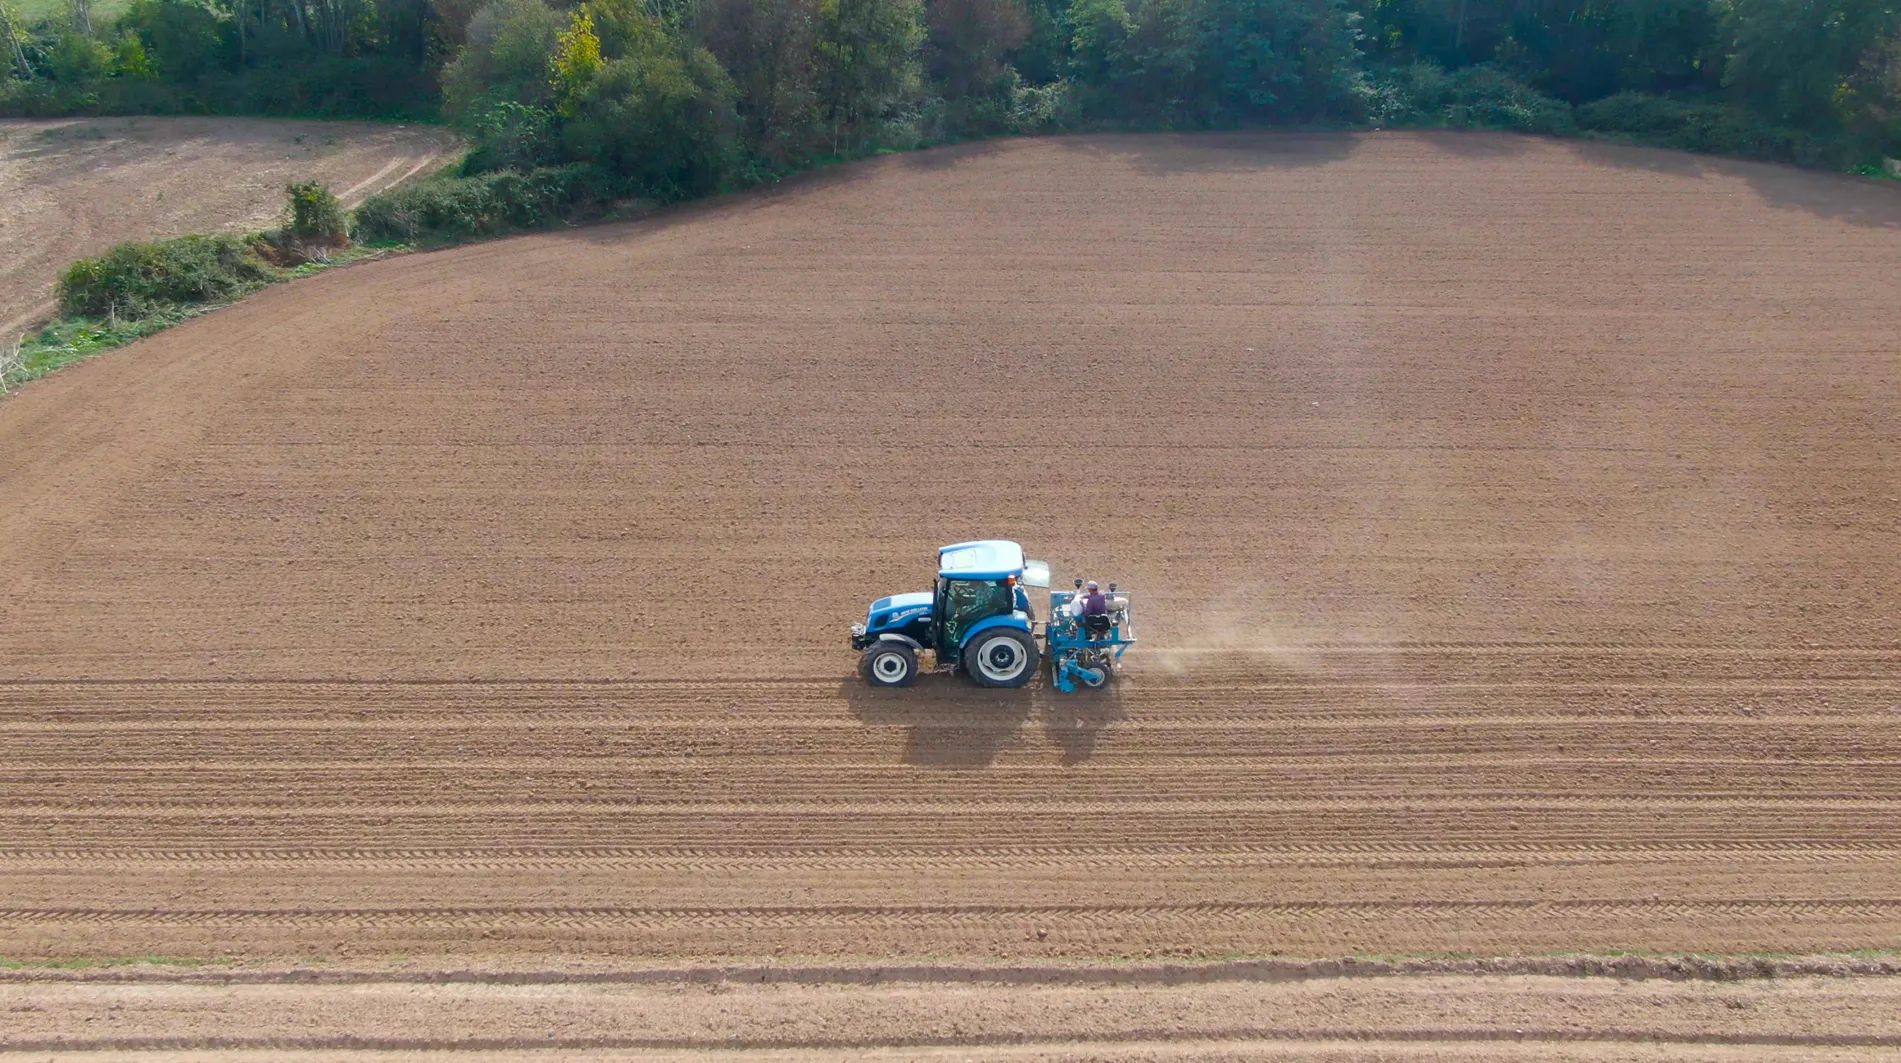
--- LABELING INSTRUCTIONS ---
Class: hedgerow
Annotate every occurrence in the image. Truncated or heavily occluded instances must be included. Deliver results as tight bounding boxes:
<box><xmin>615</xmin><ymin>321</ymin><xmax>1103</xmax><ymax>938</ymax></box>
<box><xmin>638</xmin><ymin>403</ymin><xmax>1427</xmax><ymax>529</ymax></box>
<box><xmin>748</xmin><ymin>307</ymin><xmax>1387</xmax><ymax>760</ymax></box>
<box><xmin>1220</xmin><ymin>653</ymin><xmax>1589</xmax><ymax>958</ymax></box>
<box><xmin>57</xmin><ymin>233</ymin><xmax>278</xmax><ymax>319</ymax></box>
<box><xmin>352</xmin><ymin>163</ymin><xmax>626</xmax><ymax>243</ymax></box>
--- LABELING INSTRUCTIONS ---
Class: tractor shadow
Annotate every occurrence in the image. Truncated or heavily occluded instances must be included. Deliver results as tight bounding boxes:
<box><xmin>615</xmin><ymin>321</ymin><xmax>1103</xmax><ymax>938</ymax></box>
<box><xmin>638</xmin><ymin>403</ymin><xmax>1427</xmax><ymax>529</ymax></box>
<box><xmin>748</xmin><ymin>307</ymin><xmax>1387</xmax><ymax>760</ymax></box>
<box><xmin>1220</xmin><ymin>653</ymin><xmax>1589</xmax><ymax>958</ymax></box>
<box><xmin>841</xmin><ymin>675</ymin><xmax>1127</xmax><ymax>769</ymax></box>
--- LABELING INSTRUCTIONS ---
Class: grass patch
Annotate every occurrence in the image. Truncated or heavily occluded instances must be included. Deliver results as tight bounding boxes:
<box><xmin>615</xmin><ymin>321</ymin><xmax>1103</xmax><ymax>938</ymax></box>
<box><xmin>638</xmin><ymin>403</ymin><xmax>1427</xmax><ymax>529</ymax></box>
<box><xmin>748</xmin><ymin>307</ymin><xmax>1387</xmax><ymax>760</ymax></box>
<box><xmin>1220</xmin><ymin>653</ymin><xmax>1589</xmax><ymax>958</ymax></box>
<box><xmin>6</xmin><ymin>307</ymin><xmax>201</xmax><ymax>389</ymax></box>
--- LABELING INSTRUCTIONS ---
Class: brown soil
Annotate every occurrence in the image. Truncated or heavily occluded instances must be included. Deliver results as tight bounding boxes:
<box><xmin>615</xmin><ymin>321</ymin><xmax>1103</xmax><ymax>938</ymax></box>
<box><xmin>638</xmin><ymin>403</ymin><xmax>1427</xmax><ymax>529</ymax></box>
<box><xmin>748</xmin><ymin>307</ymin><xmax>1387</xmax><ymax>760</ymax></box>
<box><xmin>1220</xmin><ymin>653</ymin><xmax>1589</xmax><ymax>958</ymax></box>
<box><xmin>0</xmin><ymin>131</ymin><xmax>1898</xmax><ymax>996</ymax></box>
<box><xmin>2</xmin><ymin>965</ymin><xmax>1899</xmax><ymax>1058</ymax></box>
<box><xmin>0</xmin><ymin>116</ymin><xmax>459</xmax><ymax>337</ymax></box>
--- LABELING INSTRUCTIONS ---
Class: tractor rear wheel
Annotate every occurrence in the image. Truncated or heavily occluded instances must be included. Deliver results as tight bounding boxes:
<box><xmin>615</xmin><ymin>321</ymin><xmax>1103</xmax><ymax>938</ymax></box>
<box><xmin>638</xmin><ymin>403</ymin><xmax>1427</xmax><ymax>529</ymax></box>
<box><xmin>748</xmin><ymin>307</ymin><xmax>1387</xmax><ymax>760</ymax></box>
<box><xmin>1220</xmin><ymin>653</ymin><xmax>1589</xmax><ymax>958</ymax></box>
<box><xmin>966</xmin><ymin>628</ymin><xmax>1037</xmax><ymax>688</ymax></box>
<box><xmin>861</xmin><ymin>641</ymin><xmax>919</xmax><ymax>688</ymax></box>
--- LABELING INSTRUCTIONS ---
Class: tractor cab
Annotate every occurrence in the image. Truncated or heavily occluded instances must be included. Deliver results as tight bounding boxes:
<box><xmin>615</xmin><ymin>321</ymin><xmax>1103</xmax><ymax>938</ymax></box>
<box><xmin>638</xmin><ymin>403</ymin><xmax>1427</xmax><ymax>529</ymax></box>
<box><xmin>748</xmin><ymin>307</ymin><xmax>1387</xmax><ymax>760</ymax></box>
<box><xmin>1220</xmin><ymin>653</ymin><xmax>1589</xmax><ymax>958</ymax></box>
<box><xmin>851</xmin><ymin>540</ymin><xmax>1049</xmax><ymax>688</ymax></box>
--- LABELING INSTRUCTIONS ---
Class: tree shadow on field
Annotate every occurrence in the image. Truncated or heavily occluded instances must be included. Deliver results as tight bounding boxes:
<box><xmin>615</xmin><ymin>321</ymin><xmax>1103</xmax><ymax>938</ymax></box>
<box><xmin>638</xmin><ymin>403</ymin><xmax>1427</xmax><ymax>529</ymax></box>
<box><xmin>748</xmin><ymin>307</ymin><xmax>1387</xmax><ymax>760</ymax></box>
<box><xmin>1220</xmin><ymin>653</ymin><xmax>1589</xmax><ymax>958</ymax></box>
<box><xmin>1567</xmin><ymin>138</ymin><xmax>1901</xmax><ymax>231</ymax></box>
<box><xmin>1051</xmin><ymin>131</ymin><xmax>1361</xmax><ymax>176</ymax></box>
<box><xmin>1410</xmin><ymin>129</ymin><xmax>1536</xmax><ymax>157</ymax></box>
<box><xmin>842</xmin><ymin>674</ymin><xmax>1126</xmax><ymax>769</ymax></box>
<box><xmin>895</xmin><ymin>138</ymin><xmax>1016</xmax><ymax>173</ymax></box>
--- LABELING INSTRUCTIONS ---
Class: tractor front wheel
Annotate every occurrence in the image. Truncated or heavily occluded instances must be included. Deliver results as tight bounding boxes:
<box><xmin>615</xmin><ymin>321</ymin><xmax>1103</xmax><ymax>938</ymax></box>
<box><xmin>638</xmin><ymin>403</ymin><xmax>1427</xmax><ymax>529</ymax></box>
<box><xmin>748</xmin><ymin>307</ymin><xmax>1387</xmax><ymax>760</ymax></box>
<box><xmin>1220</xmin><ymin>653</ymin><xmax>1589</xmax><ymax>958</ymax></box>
<box><xmin>966</xmin><ymin>628</ymin><xmax>1037</xmax><ymax>688</ymax></box>
<box><xmin>861</xmin><ymin>641</ymin><xmax>920</xmax><ymax>688</ymax></box>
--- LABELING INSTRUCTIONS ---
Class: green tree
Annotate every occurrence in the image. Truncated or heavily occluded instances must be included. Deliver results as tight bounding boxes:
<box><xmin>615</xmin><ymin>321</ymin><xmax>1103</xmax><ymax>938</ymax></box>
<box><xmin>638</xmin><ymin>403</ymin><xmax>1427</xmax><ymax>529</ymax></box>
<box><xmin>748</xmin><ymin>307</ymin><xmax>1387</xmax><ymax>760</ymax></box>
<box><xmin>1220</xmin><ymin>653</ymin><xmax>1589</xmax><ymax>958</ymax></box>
<box><xmin>814</xmin><ymin>0</ymin><xmax>925</xmax><ymax>151</ymax></box>
<box><xmin>1</xmin><ymin>0</ymin><xmax>31</xmax><ymax>80</ymax></box>
<box><xmin>1199</xmin><ymin>0</ymin><xmax>1364</xmax><ymax>122</ymax></box>
<box><xmin>118</xmin><ymin>0</ymin><xmax>232</xmax><ymax>82</ymax></box>
<box><xmin>550</xmin><ymin>7</ymin><xmax>604</xmax><ymax>115</ymax></box>
<box><xmin>926</xmin><ymin>0</ymin><xmax>1031</xmax><ymax>98</ymax></box>
<box><xmin>561</xmin><ymin>18</ymin><xmax>740</xmax><ymax>196</ymax></box>
<box><xmin>441</xmin><ymin>0</ymin><xmax>566</xmax><ymax>120</ymax></box>
<box><xmin>1724</xmin><ymin>0</ymin><xmax>1899</xmax><ymax>126</ymax></box>
<box><xmin>700</xmin><ymin>0</ymin><xmax>823</xmax><ymax>163</ymax></box>
<box><xmin>47</xmin><ymin>29</ymin><xmax>113</xmax><ymax>82</ymax></box>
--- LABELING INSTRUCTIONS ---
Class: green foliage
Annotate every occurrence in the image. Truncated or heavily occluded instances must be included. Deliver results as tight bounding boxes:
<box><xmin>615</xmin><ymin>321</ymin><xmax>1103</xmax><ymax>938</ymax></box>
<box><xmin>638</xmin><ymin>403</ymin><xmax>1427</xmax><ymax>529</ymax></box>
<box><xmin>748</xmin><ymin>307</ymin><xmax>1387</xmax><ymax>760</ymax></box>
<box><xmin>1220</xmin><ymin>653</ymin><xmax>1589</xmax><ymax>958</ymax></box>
<box><xmin>1065</xmin><ymin>0</ymin><xmax>1367</xmax><ymax>124</ymax></box>
<box><xmin>697</xmin><ymin>0</ymin><xmax>825</xmax><ymax>165</ymax></box>
<box><xmin>6</xmin><ymin>307</ymin><xmax>197</xmax><ymax>390</ymax></box>
<box><xmin>561</xmin><ymin>28</ymin><xmax>740</xmax><ymax>197</ymax></box>
<box><xmin>10</xmin><ymin>241</ymin><xmax>392</xmax><ymax>394</ymax></box>
<box><xmin>1196</xmin><ymin>0</ymin><xmax>1365</xmax><ymax>123</ymax></box>
<box><xmin>1366</xmin><ymin>61</ymin><xmax>1576</xmax><ymax>132</ymax></box>
<box><xmin>285</xmin><ymin>180</ymin><xmax>349</xmax><ymax>244</ymax></box>
<box><xmin>47</xmin><ymin>28</ymin><xmax>111</xmax><ymax>81</ymax></box>
<box><xmin>814</xmin><ymin>0</ymin><xmax>925</xmax><ymax>151</ymax></box>
<box><xmin>116</xmin><ymin>0</ymin><xmax>227</xmax><ymax>82</ymax></box>
<box><xmin>550</xmin><ymin>7</ymin><xmax>603</xmax><ymax>116</ymax></box>
<box><xmin>463</xmin><ymin>96</ymin><xmax>559</xmax><ymax>170</ymax></box>
<box><xmin>57</xmin><ymin>233</ymin><xmax>278</xmax><ymax>319</ymax></box>
<box><xmin>111</xmin><ymin>31</ymin><xmax>153</xmax><ymax>76</ymax></box>
<box><xmin>1722</xmin><ymin>0</ymin><xmax>1898</xmax><ymax>127</ymax></box>
<box><xmin>927</xmin><ymin>0</ymin><xmax>1031</xmax><ymax>101</ymax></box>
<box><xmin>352</xmin><ymin>162</ymin><xmax>625</xmax><ymax>242</ymax></box>
<box><xmin>441</xmin><ymin>0</ymin><xmax>564</xmax><ymax>121</ymax></box>
<box><xmin>1577</xmin><ymin>90</ymin><xmax>1870</xmax><ymax>166</ymax></box>
<box><xmin>2</xmin><ymin>0</ymin><xmax>34</xmax><ymax>80</ymax></box>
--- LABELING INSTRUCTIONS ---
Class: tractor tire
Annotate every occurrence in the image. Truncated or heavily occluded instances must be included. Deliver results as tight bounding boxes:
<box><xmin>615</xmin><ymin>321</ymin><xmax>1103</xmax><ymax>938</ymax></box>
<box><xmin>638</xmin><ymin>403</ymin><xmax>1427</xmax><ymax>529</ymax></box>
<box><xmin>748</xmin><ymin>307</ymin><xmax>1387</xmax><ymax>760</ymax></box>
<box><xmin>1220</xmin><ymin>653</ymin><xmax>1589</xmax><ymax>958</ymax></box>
<box><xmin>861</xmin><ymin>641</ymin><xmax>920</xmax><ymax>688</ymax></box>
<box><xmin>965</xmin><ymin>628</ymin><xmax>1037</xmax><ymax>689</ymax></box>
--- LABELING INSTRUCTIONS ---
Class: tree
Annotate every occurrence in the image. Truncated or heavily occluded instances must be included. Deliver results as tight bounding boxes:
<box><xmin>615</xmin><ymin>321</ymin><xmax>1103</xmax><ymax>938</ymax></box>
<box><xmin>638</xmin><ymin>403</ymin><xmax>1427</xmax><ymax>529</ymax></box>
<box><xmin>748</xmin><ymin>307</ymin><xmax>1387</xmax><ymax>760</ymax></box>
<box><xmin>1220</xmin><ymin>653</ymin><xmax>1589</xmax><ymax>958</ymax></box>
<box><xmin>1199</xmin><ymin>0</ymin><xmax>1364</xmax><ymax>122</ymax></box>
<box><xmin>926</xmin><ymin>0</ymin><xmax>1030</xmax><ymax>98</ymax></box>
<box><xmin>119</xmin><ymin>0</ymin><xmax>233</xmax><ymax>82</ymax></box>
<box><xmin>441</xmin><ymin>0</ymin><xmax>565</xmax><ymax>119</ymax></box>
<box><xmin>1724</xmin><ymin>0</ymin><xmax>1899</xmax><ymax>125</ymax></box>
<box><xmin>1</xmin><ymin>0</ymin><xmax>32</xmax><ymax>79</ymax></box>
<box><xmin>561</xmin><ymin>22</ymin><xmax>740</xmax><ymax>196</ymax></box>
<box><xmin>699</xmin><ymin>0</ymin><xmax>823</xmax><ymax>162</ymax></box>
<box><xmin>550</xmin><ymin>7</ymin><xmax>604</xmax><ymax>115</ymax></box>
<box><xmin>814</xmin><ymin>0</ymin><xmax>925</xmax><ymax>151</ymax></box>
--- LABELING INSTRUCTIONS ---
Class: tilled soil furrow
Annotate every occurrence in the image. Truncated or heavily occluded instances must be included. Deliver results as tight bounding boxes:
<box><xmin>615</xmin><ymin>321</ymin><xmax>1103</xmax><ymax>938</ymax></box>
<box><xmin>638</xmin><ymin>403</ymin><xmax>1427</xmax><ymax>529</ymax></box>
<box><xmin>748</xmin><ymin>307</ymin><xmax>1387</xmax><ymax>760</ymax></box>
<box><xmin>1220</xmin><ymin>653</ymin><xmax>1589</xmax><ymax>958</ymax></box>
<box><xmin>6</xmin><ymin>898</ymin><xmax>1900</xmax><ymax>925</ymax></box>
<box><xmin>1</xmin><ymin>841</ymin><xmax>1895</xmax><ymax>865</ymax></box>
<box><xmin>9</xmin><ymin>764</ymin><xmax>1900</xmax><ymax>806</ymax></box>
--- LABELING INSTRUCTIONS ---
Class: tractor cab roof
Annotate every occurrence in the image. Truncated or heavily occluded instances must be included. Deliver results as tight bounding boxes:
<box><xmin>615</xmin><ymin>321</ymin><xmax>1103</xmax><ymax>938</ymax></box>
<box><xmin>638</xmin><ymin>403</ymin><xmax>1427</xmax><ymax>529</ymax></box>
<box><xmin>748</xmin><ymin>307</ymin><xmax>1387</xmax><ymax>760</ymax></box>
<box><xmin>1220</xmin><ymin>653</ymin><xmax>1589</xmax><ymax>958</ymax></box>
<box><xmin>937</xmin><ymin>540</ymin><xmax>1025</xmax><ymax>581</ymax></box>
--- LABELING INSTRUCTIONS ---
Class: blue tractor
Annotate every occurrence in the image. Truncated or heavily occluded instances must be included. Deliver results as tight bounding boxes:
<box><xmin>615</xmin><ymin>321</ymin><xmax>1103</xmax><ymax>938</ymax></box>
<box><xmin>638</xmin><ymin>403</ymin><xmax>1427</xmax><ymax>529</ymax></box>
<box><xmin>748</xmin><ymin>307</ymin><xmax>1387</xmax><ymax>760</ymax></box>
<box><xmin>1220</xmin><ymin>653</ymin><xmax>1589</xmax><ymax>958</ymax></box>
<box><xmin>849</xmin><ymin>540</ymin><xmax>1135</xmax><ymax>691</ymax></box>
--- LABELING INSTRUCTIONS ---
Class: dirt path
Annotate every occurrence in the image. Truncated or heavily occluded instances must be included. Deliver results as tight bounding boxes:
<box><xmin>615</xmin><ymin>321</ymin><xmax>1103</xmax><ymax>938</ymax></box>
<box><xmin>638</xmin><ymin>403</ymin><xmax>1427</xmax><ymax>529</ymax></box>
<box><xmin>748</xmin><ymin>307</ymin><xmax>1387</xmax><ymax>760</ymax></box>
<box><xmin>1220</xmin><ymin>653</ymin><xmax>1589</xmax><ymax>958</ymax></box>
<box><xmin>0</xmin><ymin>116</ymin><xmax>459</xmax><ymax>338</ymax></box>
<box><xmin>0</xmin><ymin>132</ymin><xmax>1896</xmax><ymax>971</ymax></box>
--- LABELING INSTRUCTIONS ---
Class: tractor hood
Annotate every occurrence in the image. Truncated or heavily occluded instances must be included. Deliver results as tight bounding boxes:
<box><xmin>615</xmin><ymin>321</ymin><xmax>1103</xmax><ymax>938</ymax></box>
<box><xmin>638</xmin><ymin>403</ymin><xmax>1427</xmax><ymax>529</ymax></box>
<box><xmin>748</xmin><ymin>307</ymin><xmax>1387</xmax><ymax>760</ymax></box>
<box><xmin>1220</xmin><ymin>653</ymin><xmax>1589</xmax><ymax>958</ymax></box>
<box><xmin>866</xmin><ymin>592</ymin><xmax>933</xmax><ymax>632</ymax></box>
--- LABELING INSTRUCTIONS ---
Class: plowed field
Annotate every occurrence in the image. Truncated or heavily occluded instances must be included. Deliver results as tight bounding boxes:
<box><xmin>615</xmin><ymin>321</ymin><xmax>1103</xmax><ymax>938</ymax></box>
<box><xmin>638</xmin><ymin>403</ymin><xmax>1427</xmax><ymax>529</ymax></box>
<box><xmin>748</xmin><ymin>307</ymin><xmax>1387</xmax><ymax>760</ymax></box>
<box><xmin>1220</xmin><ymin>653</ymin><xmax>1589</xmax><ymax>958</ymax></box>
<box><xmin>0</xmin><ymin>116</ymin><xmax>458</xmax><ymax>338</ymax></box>
<box><xmin>1</xmin><ymin>132</ymin><xmax>1898</xmax><ymax>985</ymax></box>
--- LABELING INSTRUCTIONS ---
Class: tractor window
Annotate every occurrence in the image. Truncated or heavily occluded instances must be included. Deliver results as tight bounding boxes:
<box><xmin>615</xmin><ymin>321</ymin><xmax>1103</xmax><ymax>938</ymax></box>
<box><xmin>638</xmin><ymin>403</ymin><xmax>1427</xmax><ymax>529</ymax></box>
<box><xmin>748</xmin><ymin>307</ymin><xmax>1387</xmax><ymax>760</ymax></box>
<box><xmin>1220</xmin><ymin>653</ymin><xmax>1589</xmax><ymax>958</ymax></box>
<box><xmin>939</xmin><ymin>579</ymin><xmax>1013</xmax><ymax>652</ymax></box>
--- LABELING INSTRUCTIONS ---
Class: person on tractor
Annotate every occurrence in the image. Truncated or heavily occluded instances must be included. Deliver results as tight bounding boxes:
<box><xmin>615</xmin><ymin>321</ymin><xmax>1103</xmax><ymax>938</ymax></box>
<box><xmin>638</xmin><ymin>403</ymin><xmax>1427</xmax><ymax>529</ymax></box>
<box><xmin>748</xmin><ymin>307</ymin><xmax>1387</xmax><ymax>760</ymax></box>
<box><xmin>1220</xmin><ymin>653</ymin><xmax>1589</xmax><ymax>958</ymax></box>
<box><xmin>1078</xmin><ymin>580</ymin><xmax>1112</xmax><ymax>639</ymax></box>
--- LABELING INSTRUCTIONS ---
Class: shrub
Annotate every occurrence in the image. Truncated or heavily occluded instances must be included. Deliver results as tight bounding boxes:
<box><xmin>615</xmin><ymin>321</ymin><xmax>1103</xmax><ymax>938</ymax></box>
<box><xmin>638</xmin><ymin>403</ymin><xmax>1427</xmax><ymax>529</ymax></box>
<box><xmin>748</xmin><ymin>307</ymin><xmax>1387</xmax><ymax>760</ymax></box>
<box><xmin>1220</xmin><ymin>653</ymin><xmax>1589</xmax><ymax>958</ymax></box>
<box><xmin>1366</xmin><ymin>62</ymin><xmax>1575</xmax><ymax>134</ymax></box>
<box><xmin>1576</xmin><ymin>91</ymin><xmax>1868</xmax><ymax>168</ymax></box>
<box><xmin>47</xmin><ymin>31</ymin><xmax>113</xmax><ymax>84</ymax></box>
<box><xmin>463</xmin><ymin>98</ymin><xmax>561</xmax><ymax>172</ymax></box>
<box><xmin>352</xmin><ymin>162</ymin><xmax>626</xmax><ymax>242</ymax></box>
<box><xmin>285</xmin><ymin>180</ymin><xmax>349</xmax><ymax>245</ymax></box>
<box><xmin>57</xmin><ymin>234</ymin><xmax>278</xmax><ymax>319</ymax></box>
